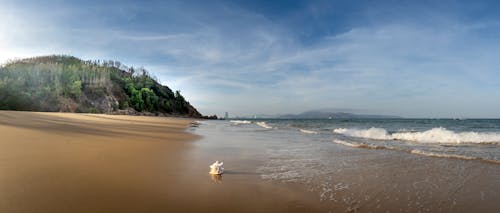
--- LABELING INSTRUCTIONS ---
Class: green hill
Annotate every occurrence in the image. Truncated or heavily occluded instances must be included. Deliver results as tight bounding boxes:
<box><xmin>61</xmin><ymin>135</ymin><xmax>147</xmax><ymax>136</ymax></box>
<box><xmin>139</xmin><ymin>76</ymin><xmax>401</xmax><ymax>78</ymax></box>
<box><xmin>0</xmin><ymin>55</ymin><xmax>204</xmax><ymax>117</ymax></box>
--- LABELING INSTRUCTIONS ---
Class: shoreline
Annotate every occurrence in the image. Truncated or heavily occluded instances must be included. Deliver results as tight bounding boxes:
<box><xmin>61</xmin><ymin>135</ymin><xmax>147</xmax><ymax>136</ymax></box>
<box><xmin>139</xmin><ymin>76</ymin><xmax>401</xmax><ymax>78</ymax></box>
<box><xmin>0</xmin><ymin>109</ymin><xmax>217</xmax><ymax>120</ymax></box>
<box><xmin>194</xmin><ymin>120</ymin><xmax>500</xmax><ymax>212</ymax></box>
<box><xmin>0</xmin><ymin>111</ymin><xmax>319</xmax><ymax>212</ymax></box>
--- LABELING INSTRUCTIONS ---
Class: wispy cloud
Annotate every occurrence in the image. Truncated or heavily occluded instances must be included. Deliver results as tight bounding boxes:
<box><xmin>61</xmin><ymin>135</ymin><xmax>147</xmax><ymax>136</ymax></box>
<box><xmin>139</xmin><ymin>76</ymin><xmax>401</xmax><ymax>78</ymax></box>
<box><xmin>1</xmin><ymin>0</ymin><xmax>500</xmax><ymax>117</ymax></box>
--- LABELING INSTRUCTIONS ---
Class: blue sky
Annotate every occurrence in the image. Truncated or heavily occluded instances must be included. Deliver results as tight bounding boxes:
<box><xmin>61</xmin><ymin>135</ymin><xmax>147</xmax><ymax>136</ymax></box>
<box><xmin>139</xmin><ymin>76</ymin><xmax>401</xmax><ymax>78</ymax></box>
<box><xmin>1</xmin><ymin>0</ymin><xmax>500</xmax><ymax>118</ymax></box>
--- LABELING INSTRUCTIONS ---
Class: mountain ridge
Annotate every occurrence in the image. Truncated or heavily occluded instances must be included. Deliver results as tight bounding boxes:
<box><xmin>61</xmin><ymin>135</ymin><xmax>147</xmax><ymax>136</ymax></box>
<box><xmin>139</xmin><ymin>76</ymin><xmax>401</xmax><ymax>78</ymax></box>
<box><xmin>278</xmin><ymin>109</ymin><xmax>402</xmax><ymax>119</ymax></box>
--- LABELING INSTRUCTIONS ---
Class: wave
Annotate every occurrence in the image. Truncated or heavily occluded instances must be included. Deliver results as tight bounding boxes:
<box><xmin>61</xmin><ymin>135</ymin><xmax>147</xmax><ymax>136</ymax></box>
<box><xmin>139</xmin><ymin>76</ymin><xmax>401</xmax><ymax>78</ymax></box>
<box><xmin>410</xmin><ymin>150</ymin><xmax>500</xmax><ymax>164</ymax></box>
<box><xmin>334</xmin><ymin>127</ymin><xmax>389</xmax><ymax>140</ymax></box>
<box><xmin>332</xmin><ymin>140</ymin><xmax>391</xmax><ymax>150</ymax></box>
<box><xmin>333</xmin><ymin>140</ymin><xmax>500</xmax><ymax>164</ymax></box>
<box><xmin>230</xmin><ymin>120</ymin><xmax>273</xmax><ymax>129</ymax></box>
<box><xmin>409</xmin><ymin>149</ymin><xmax>477</xmax><ymax>160</ymax></box>
<box><xmin>230</xmin><ymin>120</ymin><xmax>252</xmax><ymax>125</ymax></box>
<box><xmin>256</xmin><ymin>121</ymin><xmax>273</xmax><ymax>129</ymax></box>
<box><xmin>333</xmin><ymin>127</ymin><xmax>500</xmax><ymax>144</ymax></box>
<box><xmin>299</xmin><ymin>129</ymin><xmax>318</xmax><ymax>134</ymax></box>
<box><xmin>189</xmin><ymin>121</ymin><xmax>202</xmax><ymax>127</ymax></box>
<box><xmin>333</xmin><ymin>139</ymin><xmax>363</xmax><ymax>148</ymax></box>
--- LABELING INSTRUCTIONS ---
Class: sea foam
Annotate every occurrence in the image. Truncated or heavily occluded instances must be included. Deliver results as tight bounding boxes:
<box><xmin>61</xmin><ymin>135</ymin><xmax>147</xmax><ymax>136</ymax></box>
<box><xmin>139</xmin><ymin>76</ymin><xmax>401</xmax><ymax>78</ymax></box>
<box><xmin>409</xmin><ymin>150</ymin><xmax>500</xmax><ymax>164</ymax></box>
<box><xmin>333</xmin><ymin>139</ymin><xmax>391</xmax><ymax>150</ymax></box>
<box><xmin>230</xmin><ymin>120</ymin><xmax>252</xmax><ymax>125</ymax></box>
<box><xmin>334</xmin><ymin>127</ymin><xmax>500</xmax><ymax>144</ymax></box>
<box><xmin>256</xmin><ymin>121</ymin><xmax>273</xmax><ymax>129</ymax></box>
<box><xmin>409</xmin><ymin>149</ymin><xmax>478</xmax><ymax>161</ymax></box>
<box><xmin>299</xmin><ymin>129</ymin><xmax>318</xmax><ymax>134</ymax></box>
<box><xmin>333</xmin><ymin>127</ymin><xmax>389</xmax><ymax>140</ymax></box>
<box><xmin>333</xmin><ymin>140</ymin><xmax>500</xmax><ymax>163</ymax></box>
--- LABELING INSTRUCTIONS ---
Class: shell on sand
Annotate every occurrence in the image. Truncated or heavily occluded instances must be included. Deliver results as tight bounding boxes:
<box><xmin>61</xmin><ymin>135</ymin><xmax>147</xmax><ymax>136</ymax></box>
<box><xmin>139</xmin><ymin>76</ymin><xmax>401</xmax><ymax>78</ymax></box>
<box><xmin>209</xmin><ymin>161</ymin><xmax>224</xmax><ymax>175</ymax></box>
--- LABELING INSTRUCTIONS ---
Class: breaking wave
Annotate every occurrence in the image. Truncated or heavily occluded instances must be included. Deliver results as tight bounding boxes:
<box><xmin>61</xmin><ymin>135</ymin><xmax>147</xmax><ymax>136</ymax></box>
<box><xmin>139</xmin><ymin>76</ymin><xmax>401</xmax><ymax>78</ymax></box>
<box><xmin>333</xmin><ymin>127</ymin><xmax>500</xmax><ymax>144</ymax></box>
<box><xmin>229</xmin><ymin>120</ymin><xmax>273</xmax><ymax>129</ymax></box>
<box><xmin>333</xmin><ymin>127</ymin><xmax>389</xmax><ymax>140</ymax></box>
<box><xmin>256</xmin><ymin>122</ymin><xmax>273</xmax><ymax>129</ymax></box>
<box><xmin>332</xmin><ymin>140</ymin><xmax>392</xmax><ymax>150</ymax></box>
<box><xmin>230</xmin><ymin>120</ymin><xmax>252</xmax><ymax>125</ymax></box>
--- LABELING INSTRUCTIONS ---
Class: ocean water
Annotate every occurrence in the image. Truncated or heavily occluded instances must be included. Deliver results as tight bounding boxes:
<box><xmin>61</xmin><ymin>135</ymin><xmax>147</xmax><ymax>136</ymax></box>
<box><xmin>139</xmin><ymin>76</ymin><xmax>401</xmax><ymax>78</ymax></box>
<box><xmin>195</xmin><ymin>119</ymin><xmax>500</xmax><ymax>211</ymax></box>
<box><xmin>230</xmin><ymin>118</ymin><xmax>500</xmax><ymax>163</ymax></box>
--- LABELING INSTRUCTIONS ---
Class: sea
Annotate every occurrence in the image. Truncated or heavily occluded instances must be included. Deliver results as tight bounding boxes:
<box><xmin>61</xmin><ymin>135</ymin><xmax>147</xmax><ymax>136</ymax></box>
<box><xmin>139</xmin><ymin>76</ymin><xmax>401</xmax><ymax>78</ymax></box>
<box><xmin>229</xmin><ymin>118</ymin><xmax>500</xmax><ymax>164</ymax></box>
<box><xmin>191</xmin><ymin>118</ymin><xmax>500</xmax><ymax>211</ymax></box>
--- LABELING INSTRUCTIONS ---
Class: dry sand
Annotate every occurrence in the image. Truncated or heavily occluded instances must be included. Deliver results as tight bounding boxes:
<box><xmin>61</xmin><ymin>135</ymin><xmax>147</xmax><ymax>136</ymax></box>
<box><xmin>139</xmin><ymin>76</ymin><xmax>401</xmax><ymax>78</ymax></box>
<box><xmin>0</xmin><ymin>111</ymin><xmax>198</xmax><ymax>212</ymax></box>
<box><xmin>0</xmin><ymin>111</ymin><xmax>319</xmax><ymax>213</ymax></box>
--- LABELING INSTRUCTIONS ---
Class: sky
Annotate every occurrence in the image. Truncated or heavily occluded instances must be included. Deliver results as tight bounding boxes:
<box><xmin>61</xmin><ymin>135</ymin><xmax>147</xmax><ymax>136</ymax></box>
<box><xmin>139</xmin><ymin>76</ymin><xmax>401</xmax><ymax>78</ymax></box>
<box><xmin>1</xmin><ymin>0</ymin><xmax>500</xmax><ymax>118</ymax></box>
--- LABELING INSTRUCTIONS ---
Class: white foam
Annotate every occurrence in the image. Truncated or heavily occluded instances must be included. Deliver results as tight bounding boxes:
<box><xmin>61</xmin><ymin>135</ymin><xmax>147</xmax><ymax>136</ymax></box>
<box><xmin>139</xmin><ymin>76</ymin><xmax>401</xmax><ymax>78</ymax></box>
<box><xmin>392</xmin><ymin>128</ymin><xmax>500</xmax><ymax>144</ymax></box>
<box><xmin>256</xmin><ymin>121</ymin><xmax>273</xmax><ymax>129</ymax></box>
<box><xmin>410</xmin><ymin>149</ymin><xmax>478</xmax><ymax>160</ymax></box>
<box><xmin>190</xmin><ymin>121</ymin><xmax>202</xmax><ymax>126</ymax></box>
<box><xmin>333</xmin><ymin>139</ymin><xmax>362</xmax><ymax>147</ymax></box>
<box><xmin>334</xmin><ymin>127</ymin><xmax>500</xmax><ymax>144</ymax></box>
<box><xmin>299</xmin><ymin>129</ymin><xmax>318</xmax><ymax>134</ymax></box>
<box><xmin>333</xmin><ymin>140</ymin><xmax>500</xmax><ymax>163</ymax></box>
<box><xmin>230</xmin><ymin>120</ymin><xmax>252</xmax><ymax>124</ymax></box>
<box><xmin>333</xmin><ymin>127</ymin><xmax>390</xmax><ymax>140</ymax></box>
<box><xmin>333</xmin><ymin>139</ymin><xmax>388</xmax><ymax>149</ymax></box>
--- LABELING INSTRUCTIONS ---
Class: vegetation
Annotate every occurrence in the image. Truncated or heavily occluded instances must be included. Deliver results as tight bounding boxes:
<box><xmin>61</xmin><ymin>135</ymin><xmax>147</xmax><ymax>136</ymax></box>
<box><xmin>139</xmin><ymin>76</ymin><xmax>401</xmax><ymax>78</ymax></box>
<box><xmin>0</xmin><ymin>55</ymin><xmax>202</xmax><ymax>117</ymax></box>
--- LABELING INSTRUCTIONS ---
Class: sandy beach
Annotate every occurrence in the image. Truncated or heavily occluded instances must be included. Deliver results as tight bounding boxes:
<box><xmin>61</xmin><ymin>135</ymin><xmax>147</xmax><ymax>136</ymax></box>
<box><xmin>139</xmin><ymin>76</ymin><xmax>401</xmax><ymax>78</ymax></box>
<box><xmin>0</xmin><ymin>111</ymin><xmax>319</xmax><ymax>213</ymax></box>
<box><xmin>0</xmin><ymin>111</ymin><xmax>197</xmax><ymax>212</ymax></box>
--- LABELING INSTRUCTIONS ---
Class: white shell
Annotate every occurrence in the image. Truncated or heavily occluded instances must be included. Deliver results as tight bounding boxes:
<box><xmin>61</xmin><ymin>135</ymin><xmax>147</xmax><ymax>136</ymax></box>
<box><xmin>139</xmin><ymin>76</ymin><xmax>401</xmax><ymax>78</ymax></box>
<box><xmin>209</xmin><ymin>161</ymin><xmax>224</xmax><ymax>175</ymax></box>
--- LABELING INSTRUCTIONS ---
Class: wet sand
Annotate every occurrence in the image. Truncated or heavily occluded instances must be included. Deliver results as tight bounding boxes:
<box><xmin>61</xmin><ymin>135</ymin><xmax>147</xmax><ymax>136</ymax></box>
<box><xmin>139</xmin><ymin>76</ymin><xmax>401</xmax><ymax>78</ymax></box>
<box><xmin>0</xmin><ymin>111</ymin><xmax>319</xmax><ymax>213</ymax></box>
<box><xmin>191</xmin><ymin>121</ymin><xmax>500</xmax><ymax>212</ymax></box>
<box><xmin>303</xmin><ymin>148</ymin><xmax>500</xmax><ymax>212</ymax></box>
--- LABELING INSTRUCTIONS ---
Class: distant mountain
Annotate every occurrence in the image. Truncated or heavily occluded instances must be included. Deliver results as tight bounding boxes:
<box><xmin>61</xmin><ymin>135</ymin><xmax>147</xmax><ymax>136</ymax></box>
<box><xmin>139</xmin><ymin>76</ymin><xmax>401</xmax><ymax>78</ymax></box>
<box><xmin>279</xmin><ymin>110</ymin><xmax>401</xmax><ymax>119</ymax></box>
<box><xmin>0</xmin><ymin>55</ymin><xmax>206</xmax><ymax>118</ymax></box>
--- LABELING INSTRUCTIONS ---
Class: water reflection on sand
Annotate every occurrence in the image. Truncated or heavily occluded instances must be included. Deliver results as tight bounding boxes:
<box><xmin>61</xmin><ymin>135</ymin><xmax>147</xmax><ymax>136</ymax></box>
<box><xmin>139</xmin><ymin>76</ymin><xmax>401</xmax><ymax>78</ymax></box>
<box><xmin>210</xmin><ymin>174</ymin><xmax>223</xmax><ymax>183</ymax></box>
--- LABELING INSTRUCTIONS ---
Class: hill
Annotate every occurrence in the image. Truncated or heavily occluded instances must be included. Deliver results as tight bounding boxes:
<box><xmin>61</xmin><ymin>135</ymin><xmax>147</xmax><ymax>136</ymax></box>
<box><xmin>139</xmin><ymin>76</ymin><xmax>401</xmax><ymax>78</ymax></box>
<box><xmin>279</xmin><ymin>110</ymin><xmax>401</xmax><ymax>119</ymax></box>
<box><xmin>0</xmin><ymin>55</ymin><xmax>204</xmax><ymax>117</ymax></box>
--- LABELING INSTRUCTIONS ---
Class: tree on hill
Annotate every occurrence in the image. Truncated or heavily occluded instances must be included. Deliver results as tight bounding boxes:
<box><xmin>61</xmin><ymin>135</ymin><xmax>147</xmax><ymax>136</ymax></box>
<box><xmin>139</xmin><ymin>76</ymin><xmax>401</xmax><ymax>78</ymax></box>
<box><xmin>0</xmin><ymin>55</ymin><xmax>202</xmax><ymax>117</ymax></box>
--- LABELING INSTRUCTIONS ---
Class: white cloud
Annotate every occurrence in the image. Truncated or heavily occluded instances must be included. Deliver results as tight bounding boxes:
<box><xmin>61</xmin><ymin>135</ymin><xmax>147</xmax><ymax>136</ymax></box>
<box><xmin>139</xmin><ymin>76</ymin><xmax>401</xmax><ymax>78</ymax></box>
<box><xmin>165</xmin><ymin>22</ymin><xmax>500</xmax><ymax>117</ymax></box>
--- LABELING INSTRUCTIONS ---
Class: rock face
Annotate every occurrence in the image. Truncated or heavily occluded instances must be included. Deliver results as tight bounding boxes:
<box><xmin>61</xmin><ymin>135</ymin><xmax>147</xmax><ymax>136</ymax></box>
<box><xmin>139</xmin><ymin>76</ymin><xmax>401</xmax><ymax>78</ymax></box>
<box><xmin>80</xmin><ymin>90</ymin><xmax>119</xmax><ymax>113</ymax></box>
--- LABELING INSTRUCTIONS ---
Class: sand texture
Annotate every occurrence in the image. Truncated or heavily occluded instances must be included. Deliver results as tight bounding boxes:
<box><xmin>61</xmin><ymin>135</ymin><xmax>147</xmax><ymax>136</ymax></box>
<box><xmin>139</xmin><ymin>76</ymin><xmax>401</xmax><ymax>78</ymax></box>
<box><xmin>0</xmin><ymin>111</ymin><xmax>199</xmax><ymax>212</ymax></box>
<box><xmin>0</xmin><ymin>111</ymin><xmax>319</xmax><ymax>213</ymax></box>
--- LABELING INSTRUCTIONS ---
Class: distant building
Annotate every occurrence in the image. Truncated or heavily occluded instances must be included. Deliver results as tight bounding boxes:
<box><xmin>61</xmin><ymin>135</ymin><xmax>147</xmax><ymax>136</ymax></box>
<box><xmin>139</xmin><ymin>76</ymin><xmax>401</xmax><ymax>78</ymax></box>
<box><xmin>224</xmin><ymin>112</ymin><xmax>228</xmax><ymax>120</ymax></box>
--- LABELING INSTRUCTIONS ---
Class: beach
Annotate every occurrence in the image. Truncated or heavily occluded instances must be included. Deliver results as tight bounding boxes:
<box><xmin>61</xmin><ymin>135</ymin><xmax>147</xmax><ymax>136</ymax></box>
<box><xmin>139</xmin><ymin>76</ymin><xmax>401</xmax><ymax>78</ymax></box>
<box><xmin>0</xmin><ymin>111</ymin><xmax>196</xmax><ymax>212</ymax></box>
<box><xmin>0</xmin><ymin>111</ymin><xmax>319</xmax><ymax>213</ymax></box>
<box><xmin>1</xmin><ymin>112</ymin><xmax>500</xmax><ymax>212</ymax></box>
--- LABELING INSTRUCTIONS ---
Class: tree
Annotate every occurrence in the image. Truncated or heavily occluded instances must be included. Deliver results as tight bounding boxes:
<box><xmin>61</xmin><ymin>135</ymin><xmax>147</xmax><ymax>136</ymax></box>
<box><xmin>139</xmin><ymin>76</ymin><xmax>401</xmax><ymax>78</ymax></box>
<box><xmin>69</xmin><ymin>80</ymin><xmax>82</xmax><ymax>99</ymax></box>
<box><xmin>141</xmin><ymin>88</ymin><xmax>158</xmax><ymax>112</ymax></box>
<box><xmin>130</xmin><ymin>89</ymin><xmax>144</xmax><ymax>111</ymax></box>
